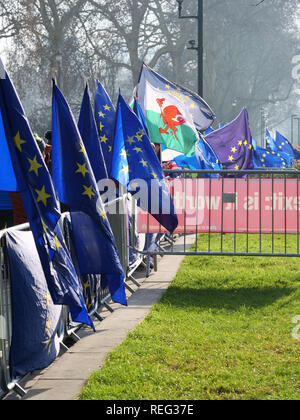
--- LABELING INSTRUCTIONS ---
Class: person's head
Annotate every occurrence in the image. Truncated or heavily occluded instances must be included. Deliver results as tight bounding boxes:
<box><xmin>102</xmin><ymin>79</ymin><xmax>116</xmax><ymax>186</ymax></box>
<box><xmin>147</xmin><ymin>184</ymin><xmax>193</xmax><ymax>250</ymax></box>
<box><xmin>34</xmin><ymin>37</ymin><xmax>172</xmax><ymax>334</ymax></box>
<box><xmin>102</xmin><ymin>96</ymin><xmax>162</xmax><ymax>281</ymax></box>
<box><xmin>154</xmin><ymin>143</ymin><xmax>160</xmax><ymax>153</ymax></box>
<box><xmin>45</xmin><ymin>130</ymin><xmax>52</xmax><ymax>145</ymax></box>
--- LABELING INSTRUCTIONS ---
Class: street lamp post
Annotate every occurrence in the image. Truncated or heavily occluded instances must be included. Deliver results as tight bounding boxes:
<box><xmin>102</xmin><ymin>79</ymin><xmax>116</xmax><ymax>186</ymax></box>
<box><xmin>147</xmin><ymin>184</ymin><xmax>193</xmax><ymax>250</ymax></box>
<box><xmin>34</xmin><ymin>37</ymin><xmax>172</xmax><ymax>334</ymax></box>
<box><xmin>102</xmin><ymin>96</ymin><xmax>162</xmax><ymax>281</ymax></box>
<box><xmin>261</xmin><ymin>107</ymin><xmax>266</xmax><ymax>148</ymax></box>
<box><xmin>177</xmin><ymin>0</ymin><xmax>203</xmax><ymax>97</ymax></box>
<box><xmin>291</xmin><ymin>114</ymin><xmax>298</xmax><ymax>146</ymax></box>
<box><xmin>293</xmin><ymin>116</ymin><xmax>300</xmax><ymax>148</ymax></box>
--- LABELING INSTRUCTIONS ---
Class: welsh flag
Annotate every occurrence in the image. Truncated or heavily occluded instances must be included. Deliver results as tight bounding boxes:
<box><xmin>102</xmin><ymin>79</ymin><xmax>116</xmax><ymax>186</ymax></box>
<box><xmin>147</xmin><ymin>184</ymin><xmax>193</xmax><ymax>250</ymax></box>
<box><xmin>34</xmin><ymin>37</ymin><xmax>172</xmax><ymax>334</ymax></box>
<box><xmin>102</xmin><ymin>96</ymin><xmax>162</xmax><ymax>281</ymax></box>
<box><xmin>137</xmin><ymin>64</ymin><xmax>215</xmax><ymax>157</ymax></box>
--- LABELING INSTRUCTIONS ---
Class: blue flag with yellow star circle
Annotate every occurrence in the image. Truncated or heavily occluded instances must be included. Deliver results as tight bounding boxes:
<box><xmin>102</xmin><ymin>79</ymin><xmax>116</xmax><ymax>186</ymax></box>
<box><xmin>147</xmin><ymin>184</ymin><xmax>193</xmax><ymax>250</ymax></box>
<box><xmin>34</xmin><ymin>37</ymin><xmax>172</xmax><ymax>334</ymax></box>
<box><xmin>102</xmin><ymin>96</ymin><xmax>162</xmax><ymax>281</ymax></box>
<box><xmin>0</xmin><ymin>59</ymin><xmax>93</xmax><ymax>329</ymax></box>
<box><xmin>52</xmin><ymin>82</ymin><xmax>127</xmax><ymax>306</ymax></box>
<box><xmin>111</xmin><ymin>93</ymin><xmax>178</xmax><ymax>234</ymax></box>
<box><xmin>205</xmin><ymin>108</ymin><xmax>254</xmax><ymax>171</ymax></box>
<box><xmin>94</xmin><ymin>80</ymin><xmax>116</xmax><ymax>177</ymax></box>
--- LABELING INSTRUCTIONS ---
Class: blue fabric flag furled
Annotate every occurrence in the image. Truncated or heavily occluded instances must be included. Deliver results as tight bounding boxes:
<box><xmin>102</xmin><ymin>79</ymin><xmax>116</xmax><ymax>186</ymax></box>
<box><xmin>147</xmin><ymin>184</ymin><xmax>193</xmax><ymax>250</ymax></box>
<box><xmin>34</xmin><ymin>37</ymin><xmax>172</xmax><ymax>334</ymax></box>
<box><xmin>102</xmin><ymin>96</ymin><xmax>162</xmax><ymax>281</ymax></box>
<box><xmin>265</xmin><ymin>129</ymin><xmax>299</xmax><ymax>162</ymax></box>
<box><xmin>7</xmin><ymin>230</ymin><xmax>62</xmax><ymax>379</ymax></box>
<box><xmin>52</xmin><ymin>82</ymin><xmax>127</xmax><ymax>306</ymax></box>
<box><xmin>205</xmin><ymin>108</ymin><xmax>254</xmax><ymax>170</ymax></box>
<box><xmin>275</xmin><ymin>131</ymin><xmax>300</xmax><ymax>160</ymax></box>
<box><xmin>0</xmin><ymin>106</ymin><xmax>18</xmax><ymax>191</ymax></box>
<box><xmin>204</xmin><ymin>127</ymin><xmax>214</xmax><ymax>135</ymax></box>
<box><xmin>265</xmin><ymin>129</ymin><xmax>276</xmax><ymax>150</ymax></box>
<box><xmin>173</xmin><ymin>154</ymin><xmax>200</xmax><ymax>170</ymax></box>
<box><xmin>133</xmin><ymin>97</ymin><xmax>149</xmax><ymax>137</ymax></box>
<box><xmin>195</xmin><ymin>136</ymin><xmax>222</xmax><ymax>173</ymax></box>
<box><xmin>0</xmin><ymin>60</ymin><xmax>93</xmax><ymax>329</ymax></box>
<box><xmin>94</xmin><ymin>80</ymin><xmax>116</xmax><ymax>176</ymax></box>
<box><xmin>78</xmin><ymin>84</ymin><xmax>108</xmax><ymax>181</ymax></box>
<box><xmin>111</xmin><ymin>93</ymin><xmax>178</xmax><ymax>234</ymax></box>
<box><xmin>173</xmin><ymin>136</ymin><xmax>221</xmax><ymax>177</ymax></box>
<box><xmin>266</xmin><ymin>129</ymin><xmax>300</xmax><ymax>160</ymax></box>
<box><xmin>253</xmin><ymin>145</ymin><xmax>293</xmax><ymax>168</ymax></box>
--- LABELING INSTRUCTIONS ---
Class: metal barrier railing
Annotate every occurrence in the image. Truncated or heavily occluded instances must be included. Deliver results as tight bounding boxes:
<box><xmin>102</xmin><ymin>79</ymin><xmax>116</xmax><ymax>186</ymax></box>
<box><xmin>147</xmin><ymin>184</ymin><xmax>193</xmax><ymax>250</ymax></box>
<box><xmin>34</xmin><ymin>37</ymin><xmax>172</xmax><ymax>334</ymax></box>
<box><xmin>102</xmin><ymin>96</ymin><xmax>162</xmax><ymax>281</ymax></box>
<box><xmin>0</xmin><ymin>223</ymin><xmax>31</xmax><ymax>398</ymax></box>
<box><xmin>0</xmin><ymin>192</ymin><xmax>151</xmax><ymax>399</ymax></box>
<box><xmin>0</xmin><ymin>196</ymin><xmax>134</xmax><ymax>398</ymax></box>
<box><xmin>62</xmin><ymin>214</ymin><xmax>108</xmax><ymax>329</ymax></box>
<box><xmin>132</xmin><ymin>169</ymin><xmax>300</xmax><ymax>258</ymax></box>
<box><xmin>106</xmin><ymin>194</ymin><xmax>142</xmax><ymax>292</ymax></box>
<box><xmin>0</xmin><ymin>232</ymin><xmax>11</xmax><ymax>398</ymax></box>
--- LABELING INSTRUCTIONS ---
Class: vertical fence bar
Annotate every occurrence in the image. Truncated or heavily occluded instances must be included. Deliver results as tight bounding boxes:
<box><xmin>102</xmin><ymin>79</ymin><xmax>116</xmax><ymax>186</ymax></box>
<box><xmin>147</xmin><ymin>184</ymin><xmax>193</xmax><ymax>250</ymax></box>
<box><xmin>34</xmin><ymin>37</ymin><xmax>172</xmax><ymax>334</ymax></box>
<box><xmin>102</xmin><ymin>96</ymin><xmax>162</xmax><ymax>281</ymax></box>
<box><xmin>234</xmin><ymin>173</ymin><xmax>237</xmax><ymax>253</ymax></box>
<box><xmin>297</xmin><ymin>174</ymin><xmax>299</xmax><ymax>254</ymax></box>
<box><xmin>171</xmin><ymin>178</ymin><xmax>175</xmax><ymax>254</ymax></box>
<box><xmin>208</xmin><ymin>176</ymin><xmax>212</xmax><ymax>253</ymax></box>
<box><xmin>195</xmin><ymin>174</ymin><xmax>199</xmax><ymax>252</ymax></box>
<box><xmin>221</xmin><ymin>175</ymin><xmax>224</xmax><ymax>253</ymax></box>
<box><xmin>184</xmin><ymin>172</ymin><xmax>187</xmax><ymax>253</ymax></box>
<box><xmin>146</xmin><ymin>207</ymin><xmax>151</xmax><ymax>277</ymax></box>
<box><xmin>284</xmin><ymin>173</ymin><xmax>287</xmax><ymax>254</ymax></box>
<box><xmin>246</xmin><ymin>174</ymin><xmax>249</xmax><ymax>253</ymax></box>
<box><xmin>272</xmin><ymin>172</ymin><xmax>274</xmax><ymax>254</ymax></box>
<box><xmin>259</xmin><ymin>173</ymin><xmax>262</xmax><ymax>254</ymax></box>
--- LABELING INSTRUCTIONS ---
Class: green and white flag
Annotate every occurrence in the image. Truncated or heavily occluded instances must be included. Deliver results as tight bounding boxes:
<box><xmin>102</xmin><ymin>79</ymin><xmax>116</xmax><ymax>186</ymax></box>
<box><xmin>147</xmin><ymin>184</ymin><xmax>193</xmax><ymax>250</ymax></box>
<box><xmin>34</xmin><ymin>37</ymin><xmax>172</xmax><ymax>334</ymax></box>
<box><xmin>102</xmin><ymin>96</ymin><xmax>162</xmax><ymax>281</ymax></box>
<box><xmin>137</xmin><ymin>64</ymin><xmax>215</xmax><ymax>157</ymax></box>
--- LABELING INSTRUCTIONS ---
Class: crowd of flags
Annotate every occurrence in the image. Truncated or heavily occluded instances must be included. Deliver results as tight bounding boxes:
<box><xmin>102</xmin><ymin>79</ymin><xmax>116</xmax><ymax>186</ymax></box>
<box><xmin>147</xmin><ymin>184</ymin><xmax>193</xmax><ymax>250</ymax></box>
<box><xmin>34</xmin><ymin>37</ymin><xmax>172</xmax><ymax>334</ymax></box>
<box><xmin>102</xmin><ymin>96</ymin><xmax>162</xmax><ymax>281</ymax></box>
<box><xmin>0</xmin><ymin>56</ymin><xmax>299</xmax><ymax>339</ymax></box>
<box><xmin>136</xmin><ymin>64</ymin><xmax>300</xmax><ymax>174</ymax></box>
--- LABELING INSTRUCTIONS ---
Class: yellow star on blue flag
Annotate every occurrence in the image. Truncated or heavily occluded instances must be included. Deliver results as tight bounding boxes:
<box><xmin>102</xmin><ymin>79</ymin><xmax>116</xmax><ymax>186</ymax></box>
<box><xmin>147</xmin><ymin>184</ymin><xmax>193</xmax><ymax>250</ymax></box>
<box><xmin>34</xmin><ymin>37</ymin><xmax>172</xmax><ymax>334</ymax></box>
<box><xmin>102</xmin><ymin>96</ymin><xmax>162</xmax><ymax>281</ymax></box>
<box><xmin>52</xmin><ymin>81</ymin><xmax>127</xmax><ymax>307</ymax></box>
<box><xmin>94</xmin><ymin>80</ymin><xmax>116</xmax><ymax>176</ymax></box>
<box><xmin>111</xmin><ymin>93</ymin><xmax>178</xmax><ymax>234</ymax></box>
<box><xmin>0</xmin><ymin>60</ymin><xmax>94</xmax><ymax>329</ymax></box>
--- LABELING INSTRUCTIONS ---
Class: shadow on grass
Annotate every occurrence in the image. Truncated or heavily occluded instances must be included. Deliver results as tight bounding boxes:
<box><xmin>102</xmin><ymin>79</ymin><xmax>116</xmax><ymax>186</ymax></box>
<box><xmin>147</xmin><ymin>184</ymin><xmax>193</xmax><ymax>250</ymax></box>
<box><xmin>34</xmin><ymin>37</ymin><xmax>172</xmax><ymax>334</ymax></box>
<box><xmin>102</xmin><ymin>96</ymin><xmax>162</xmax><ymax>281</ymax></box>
<box><xmin>159</xmin><ymin>286</ymin><xmax>295</xmax><ymax>311</ymax></box>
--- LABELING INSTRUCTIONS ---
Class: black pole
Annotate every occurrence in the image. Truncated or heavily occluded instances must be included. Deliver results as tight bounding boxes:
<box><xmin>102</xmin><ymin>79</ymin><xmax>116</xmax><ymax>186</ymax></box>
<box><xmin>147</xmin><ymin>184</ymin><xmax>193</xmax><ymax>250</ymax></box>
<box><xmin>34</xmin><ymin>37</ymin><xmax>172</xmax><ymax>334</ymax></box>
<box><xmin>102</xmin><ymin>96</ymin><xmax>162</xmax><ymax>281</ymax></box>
<box><xmin>198</xmin><ymin>0</ymin><xmax>203</xmax><ymax>97</ymax></box>
<box><xmin>178</xmin><ymin>0</ymin><xmax>203</xmax><ymax>97</ymax></box>
<box><xmin>261</xmin><ymin>108</ymin><xmax>265</xmax><ymax>147</ymax></box>
<box><xmin>297</xmin><ymin>117</ymin><xmax>300</xmax><ymax>148</ymax></box>
<box><xmin>291</xmin><ymin>114</ymin><xmax>297</xmax><ymax>145</ymax></box>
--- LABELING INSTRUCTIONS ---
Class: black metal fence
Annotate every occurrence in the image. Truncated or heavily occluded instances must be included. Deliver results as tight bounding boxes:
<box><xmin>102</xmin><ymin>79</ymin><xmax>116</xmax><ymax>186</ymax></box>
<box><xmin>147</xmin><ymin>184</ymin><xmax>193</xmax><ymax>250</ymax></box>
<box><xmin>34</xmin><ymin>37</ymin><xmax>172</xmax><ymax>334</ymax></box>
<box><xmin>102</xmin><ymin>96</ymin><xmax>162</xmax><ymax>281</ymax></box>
<box><xmin>0</xmin><ymin>194</ymin><xmax>144</xmax><ymax>399</ymax></box>
<box><xmin>131</xmin><ymin>168</ymin><xmax>300</xmax><ymax>258</ymax></box>
<box><xmin>4</xmin><ymin>169</ymin><xmax>300</xmax><ymax>398</ymax></box>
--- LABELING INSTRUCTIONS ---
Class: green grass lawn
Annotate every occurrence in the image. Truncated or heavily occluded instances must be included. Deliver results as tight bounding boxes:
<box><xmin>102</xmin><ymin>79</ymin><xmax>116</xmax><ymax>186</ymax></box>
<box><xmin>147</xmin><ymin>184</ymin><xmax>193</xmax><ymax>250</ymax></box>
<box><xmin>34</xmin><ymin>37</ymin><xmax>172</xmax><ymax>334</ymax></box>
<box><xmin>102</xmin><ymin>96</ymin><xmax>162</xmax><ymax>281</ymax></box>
<box><xmin>78</xmin><ymin>234</ymin><xmax>300</xmax><ymax>400</ymax></box>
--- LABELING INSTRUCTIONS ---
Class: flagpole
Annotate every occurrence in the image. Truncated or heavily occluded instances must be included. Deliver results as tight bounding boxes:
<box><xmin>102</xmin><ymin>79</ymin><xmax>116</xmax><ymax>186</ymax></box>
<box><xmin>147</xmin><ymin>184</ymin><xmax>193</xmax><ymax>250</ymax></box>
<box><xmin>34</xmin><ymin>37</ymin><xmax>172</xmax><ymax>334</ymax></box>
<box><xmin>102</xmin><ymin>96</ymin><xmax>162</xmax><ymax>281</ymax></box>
<box><xmin>55</xmin><ymin>50</ymin><xmax>63</xmax><ymax>91</ymax></box>
<box><xmin>198</xmin><ymin>0</ymin><xmax>203</xmax><ymax>98</ymax></box>
<box><xmin>177</xmin><ymin>0</ymin><xmax>203</xmax><ymax>97</ymax></box>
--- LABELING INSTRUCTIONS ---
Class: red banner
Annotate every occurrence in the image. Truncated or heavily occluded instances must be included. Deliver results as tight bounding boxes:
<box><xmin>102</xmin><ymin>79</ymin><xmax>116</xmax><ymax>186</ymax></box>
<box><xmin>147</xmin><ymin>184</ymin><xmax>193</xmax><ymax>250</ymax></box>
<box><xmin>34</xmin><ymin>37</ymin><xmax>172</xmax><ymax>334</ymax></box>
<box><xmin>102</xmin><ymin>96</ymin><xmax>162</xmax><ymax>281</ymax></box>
<box><xmin>138</xmin><ymin>178</ymin><xmax>300</xmax><ymax>234</ymax></box>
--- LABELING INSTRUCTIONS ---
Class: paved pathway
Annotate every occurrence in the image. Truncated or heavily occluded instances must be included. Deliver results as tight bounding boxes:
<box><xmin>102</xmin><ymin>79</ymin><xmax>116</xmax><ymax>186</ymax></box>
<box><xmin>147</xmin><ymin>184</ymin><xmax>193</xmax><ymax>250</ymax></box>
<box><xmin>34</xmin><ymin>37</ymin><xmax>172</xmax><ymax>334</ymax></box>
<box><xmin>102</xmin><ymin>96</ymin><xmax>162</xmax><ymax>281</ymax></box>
<box><xmin>5</xmin><ymin>235</ymin><xmax>195</xmax><ymax>400</ymax></box>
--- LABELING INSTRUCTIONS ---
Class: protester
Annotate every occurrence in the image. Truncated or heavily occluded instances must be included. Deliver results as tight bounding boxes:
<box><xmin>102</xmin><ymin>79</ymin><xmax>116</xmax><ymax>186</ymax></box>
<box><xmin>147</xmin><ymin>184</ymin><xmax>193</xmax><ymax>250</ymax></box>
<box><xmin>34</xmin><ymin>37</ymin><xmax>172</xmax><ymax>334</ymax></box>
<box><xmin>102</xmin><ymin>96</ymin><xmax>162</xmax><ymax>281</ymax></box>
<box><xmin>44</xmin><ymin>130</ymin><xmax>52</xmax><ymax>170</ymax></box>
<box><xmin>162</xmin><ymin>160</ymin><xmax>181</xmax><ymax>178</ymax></box>
<box><xmin>152</xmin><ymin>142</ymin><xmax>161</xmax><ymax>161</ymax></box>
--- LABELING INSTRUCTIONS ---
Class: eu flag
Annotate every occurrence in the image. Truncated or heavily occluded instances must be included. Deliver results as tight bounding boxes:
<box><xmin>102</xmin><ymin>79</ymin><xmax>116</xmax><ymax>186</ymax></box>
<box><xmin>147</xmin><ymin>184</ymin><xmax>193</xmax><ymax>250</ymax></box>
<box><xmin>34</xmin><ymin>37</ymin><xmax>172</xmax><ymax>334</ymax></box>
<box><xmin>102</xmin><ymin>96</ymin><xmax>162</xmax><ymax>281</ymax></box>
<box><xmin>173</xmin><ymin>154</ymin><xmax>200</xmax><ymax>170</ymax></box>
<box><xmin>78</xmin><ymin>84</ymin><xmax>108</xmax><ymax>181</ymax></box>
<box><xmin>205</xmin><ymin>127</ymin><xmax>214</xmax><ymax>135</ymax></box>
<box><xmin>0</xmin><ymin>107</ymin><xmax>18</xmax><ymax>191</ymax></box>
<box><xmin>173</xmin><ymin>136</ymin><xmax>221</xmax><ymax>176</ymax></box>
<box><xmin>111</xmin><ymin>93</ymin><xmax>178</xmax><ymax>234</ymax></box>
<box><xmin>205</xmin><ymin>108</ymin><xmax>254</xmax><ymax>170</ymax></box>
<box><xmin>94</xmin><ymin>80</ymin><xmax>116</xmax><ymax>176</ymax></box>
<box><xmin>253</xmin><ymin>145</ymin><xmax>293</xmax><ymax>168</ymax></box>
<box><xmin>7</xmin><ymin>230</ymin><xmax>62</xmax><ymax>379</ymax></box>
<box><xmin>0</xmin><ymin>59</ymin><xmax>93</xmax><ymax>329</ymax></box>
<box><xmin>275</xmin><ymin>131</ymin><xmax>300</xmax><ymax>160</ymax></box>
<box><xmin>133</xmin><ymin>97</ymin><xmax>149</xmax><ymax>137</ymax></box>
<box><xmin>195</xmin><ymin>136</ymin><xmax>221</xmax><ymax>174</ymax></box>
<box><xmin>52</xmin><ymin>82</ymin><xmax>127</xmax><ymax>306</ymax></box>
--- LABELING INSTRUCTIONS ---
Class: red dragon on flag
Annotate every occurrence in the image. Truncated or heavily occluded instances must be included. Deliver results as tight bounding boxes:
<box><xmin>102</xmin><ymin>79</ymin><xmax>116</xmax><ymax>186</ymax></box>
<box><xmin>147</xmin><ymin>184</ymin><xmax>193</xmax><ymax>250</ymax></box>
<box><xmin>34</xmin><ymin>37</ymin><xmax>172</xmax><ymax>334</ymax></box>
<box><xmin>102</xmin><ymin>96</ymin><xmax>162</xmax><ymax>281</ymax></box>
<box><xmin>156</xmin><ymin>98</ymin><xmax>186</xmax><ymax>141</ymax></box>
